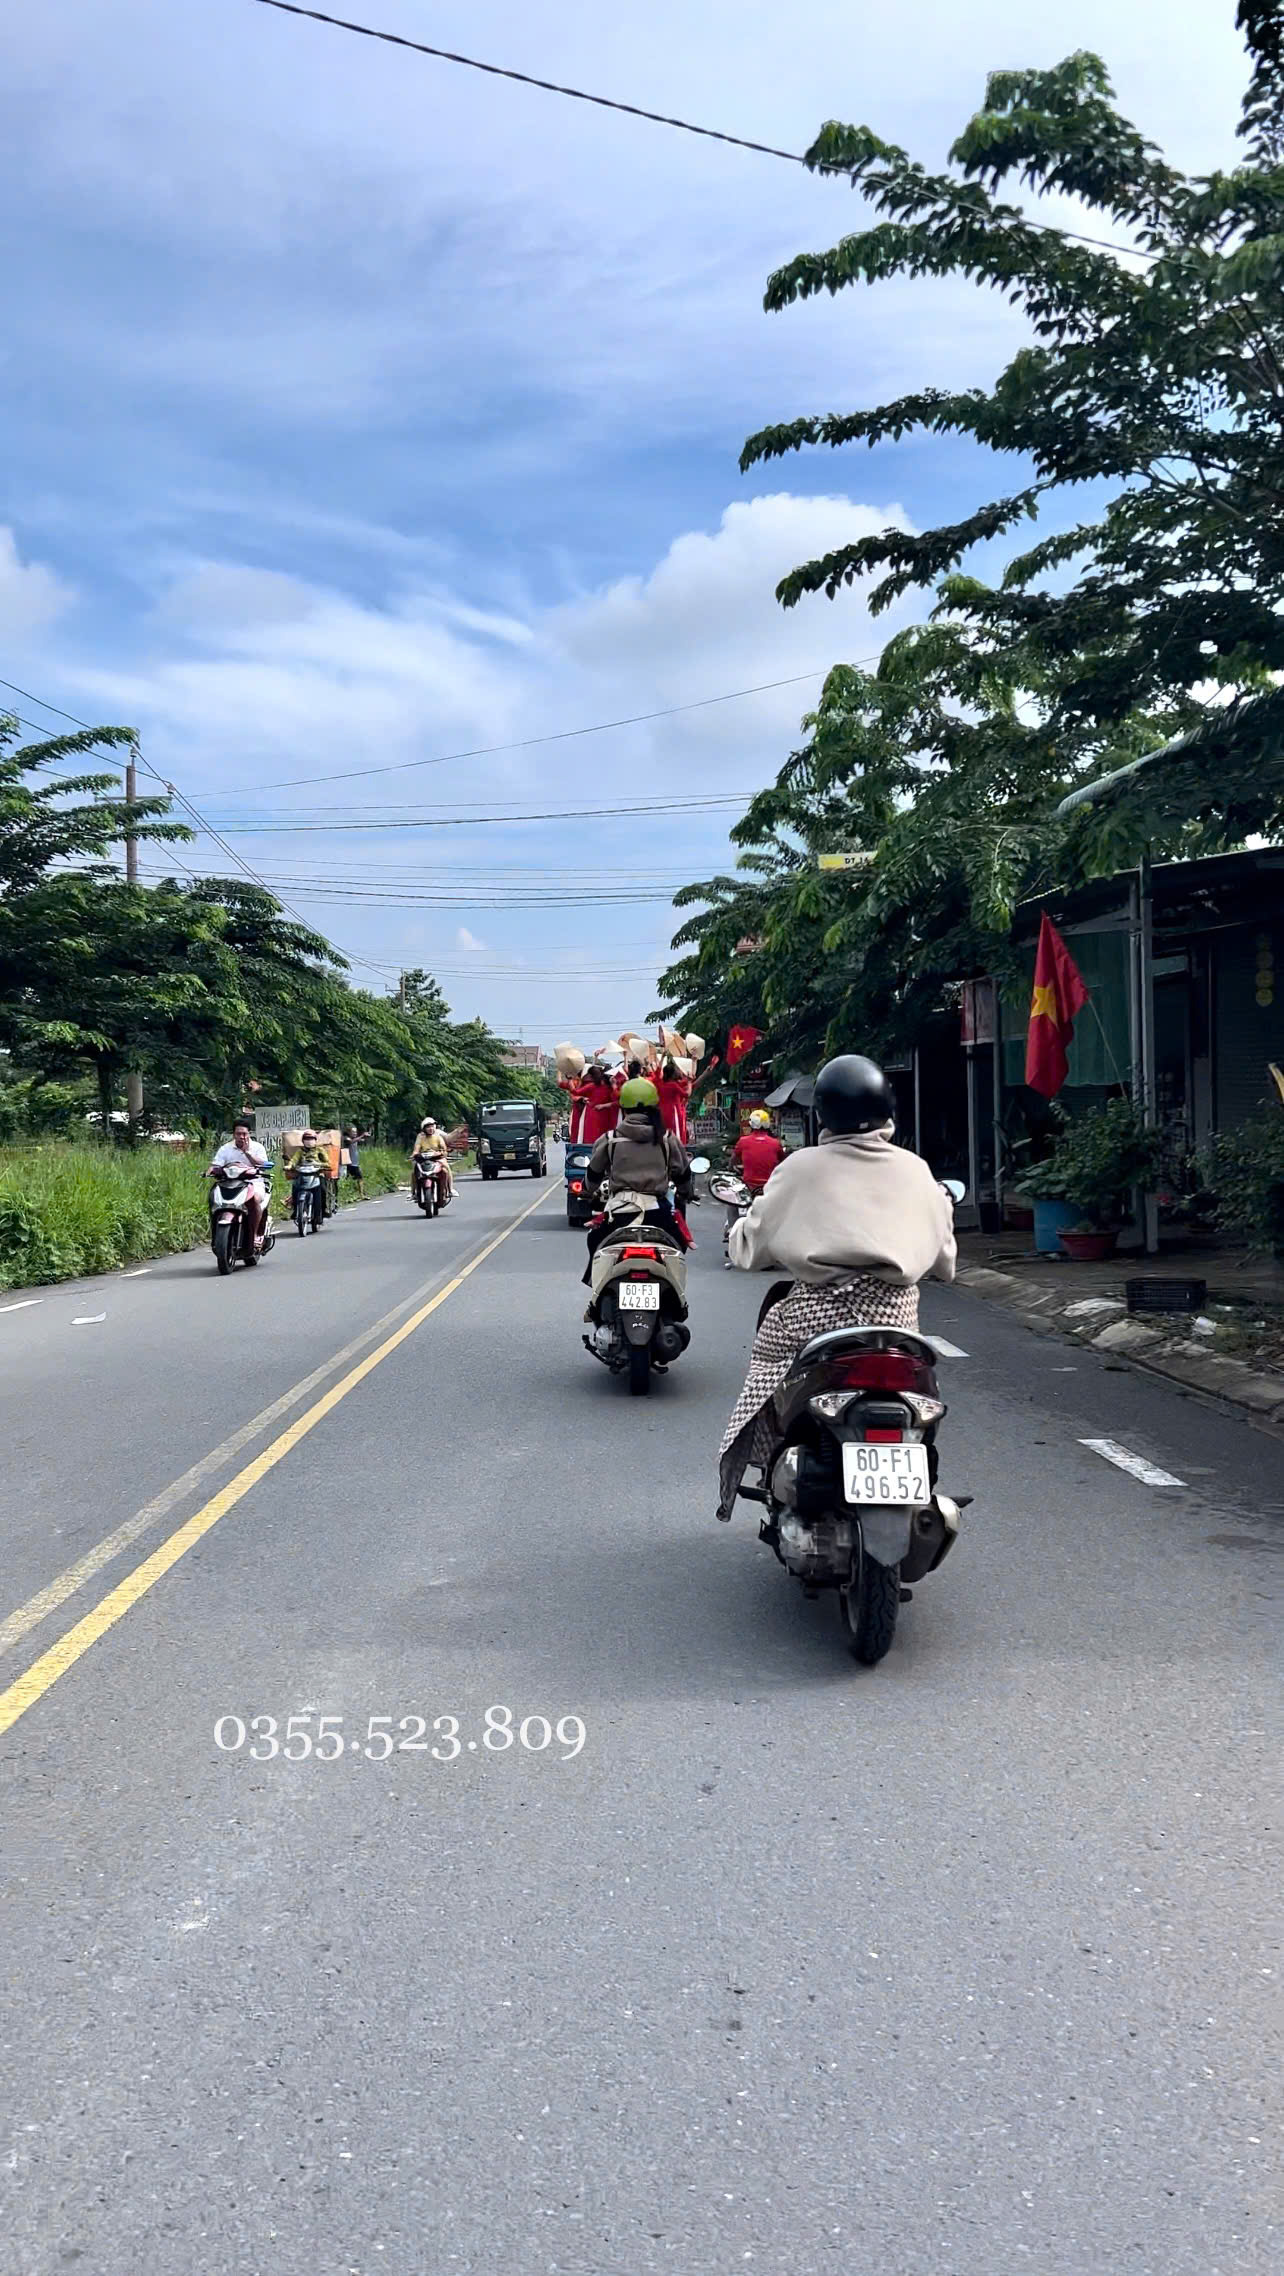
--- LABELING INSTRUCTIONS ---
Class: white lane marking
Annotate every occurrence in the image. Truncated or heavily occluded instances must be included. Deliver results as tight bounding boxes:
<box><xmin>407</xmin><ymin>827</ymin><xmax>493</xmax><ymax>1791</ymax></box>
<box><xmin>71</xmin><ymin>1313</ymin><xmax>107</xmax><ymax>1326</ymax></box>
<box><xmin>0</xmin><ymin>1299</ymin><xmax>42</xmax><ymax>1314</ymax></box>
<box><xmin>123</xmin><ymin>1268</ymin><xmax>150</xmax><ymax>1278</ymax></box>
<box><xmin>1080</xmin><ymin>1438</ymin><xmax>1185</xmax><ymax>1488</ymax></box>
<box><xmin>926</xmin><ymin>1335</ymin><xmax>969</xmax><ymax>1359</ymax></box>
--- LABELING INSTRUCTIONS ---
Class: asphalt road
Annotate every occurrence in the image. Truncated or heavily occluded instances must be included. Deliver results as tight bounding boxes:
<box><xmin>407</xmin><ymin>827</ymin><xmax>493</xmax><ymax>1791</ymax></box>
<box><xmin>2</xmin><ymin>1157</ymin><xmax>1279</xmax><ymax>2275</ymax></box>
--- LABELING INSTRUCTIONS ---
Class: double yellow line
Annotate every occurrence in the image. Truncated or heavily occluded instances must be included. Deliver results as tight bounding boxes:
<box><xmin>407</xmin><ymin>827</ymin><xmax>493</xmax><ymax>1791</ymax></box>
<box><xmin>0</xmin><ymin>1182</ymin><xmax>553</xmax><ymax>1739</ymax></box>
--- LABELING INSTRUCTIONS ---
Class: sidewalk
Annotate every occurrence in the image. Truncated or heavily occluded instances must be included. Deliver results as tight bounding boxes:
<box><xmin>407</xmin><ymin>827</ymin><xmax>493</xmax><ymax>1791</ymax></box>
<box><xmin>953</xmin><ymin>1228</ymin><xmax>1284</xmax><ymax>1432</ymax></box>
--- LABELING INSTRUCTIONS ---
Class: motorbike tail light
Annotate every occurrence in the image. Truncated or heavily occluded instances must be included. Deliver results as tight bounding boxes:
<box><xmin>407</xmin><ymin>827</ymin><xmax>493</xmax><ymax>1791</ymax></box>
<box><xmin>570</xmin><ymin>1179</ymin><xmax>583</xmax><ymax>1193</ymax></box>
<box><xmin>824</xmin><ymin>1351</ymin><xmax>936</xmax><ymax>1395</ymax></box>
<box><xmin>622</xmin><ymin>1246</ymin><xmax>660</xmax><ymax>1259</ymax></box>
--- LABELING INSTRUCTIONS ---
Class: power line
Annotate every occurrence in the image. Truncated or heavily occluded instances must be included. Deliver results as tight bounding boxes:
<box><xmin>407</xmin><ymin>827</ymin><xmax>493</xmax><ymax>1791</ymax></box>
<box><xmin>201</xmin><ymin>669</ymin><xmax>839</xmax><ymax>794</ymax></box>
<box><xmin>180</xmin><ymin>792</ymin><xmax>751</xmax><ymax>832</ymax></box>
<box><xmin>248</xmin><ymin>0</ymin><xmax>802</xmax><ymax>164</ymax></box>
<box><xmin>1</xmin><ymin>671</ymin><xmax>400</xmax><ymax>979</ymax></box>
<box><xmin>247</xmin><ymin>0</ymin><xmax>1156</xmax><ymax>264</ymax></box>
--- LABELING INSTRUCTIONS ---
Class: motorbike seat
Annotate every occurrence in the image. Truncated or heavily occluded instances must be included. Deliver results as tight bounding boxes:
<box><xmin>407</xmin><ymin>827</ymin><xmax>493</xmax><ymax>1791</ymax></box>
<box><xmin>790</xmin><ymin>1324</ymin><xmax>939</xmax><ymax>1373</ymax></box>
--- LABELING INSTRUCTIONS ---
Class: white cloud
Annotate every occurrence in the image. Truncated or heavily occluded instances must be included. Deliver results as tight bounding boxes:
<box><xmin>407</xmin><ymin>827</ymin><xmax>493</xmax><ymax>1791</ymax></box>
<box><xmin>68</xmin><ymin>491</ymin><xmax>918</xmax><ymax>802</ymax></box>
<box><xmin>456</xmin><ymin>927</ymin><xmax>486</xmax><ymax>952</ymax></box>
<box><xmin>0</xmin><ymin>527</ymin><xmax>74</xmax><ymax>643</ymax></box>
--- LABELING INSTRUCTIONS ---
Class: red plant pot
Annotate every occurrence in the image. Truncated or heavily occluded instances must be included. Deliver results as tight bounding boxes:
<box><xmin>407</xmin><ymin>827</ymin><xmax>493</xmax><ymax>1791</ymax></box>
<box><xmin>1058</xmin><ymin>1229</ymin><xmax>1118</xmax><ymax>1262</ymax></box>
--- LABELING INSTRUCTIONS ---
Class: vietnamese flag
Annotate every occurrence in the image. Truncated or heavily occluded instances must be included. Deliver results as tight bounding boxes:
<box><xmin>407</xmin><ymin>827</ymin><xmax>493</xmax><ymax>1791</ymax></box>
<box><xmin>726</xmin><ymin>1024</ymin><xmax>762</xmax><ymax>1067</ymax></box>
<box><xmin>1025</xmin><ymin>913</ymin><xmax>1089</xmax><ymax>1098</ymax></box>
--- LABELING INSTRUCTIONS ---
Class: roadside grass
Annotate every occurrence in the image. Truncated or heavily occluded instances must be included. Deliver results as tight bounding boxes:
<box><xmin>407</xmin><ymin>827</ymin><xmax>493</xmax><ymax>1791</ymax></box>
<box><xmin>0</xmin><ymin>1141</ymin><xmax>419</xmax><ymax>1288</ymax></box>
<box><xmin>0</xmin><ymin>1144</ymin><xmax>208</xmax><ymax>1289</ymax></box>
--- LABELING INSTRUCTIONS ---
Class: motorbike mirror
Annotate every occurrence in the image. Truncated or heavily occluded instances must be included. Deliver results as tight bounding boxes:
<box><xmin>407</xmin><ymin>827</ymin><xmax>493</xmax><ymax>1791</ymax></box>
<box><xmin>941</xmin><ymin>1178</ymin><xmax>966</xmax><ymax>1203</ymax></box>
<box><xmin>688</xmin><ymin>1155</ymin><xmax>711</xmax><ymax>1174</ymax></box>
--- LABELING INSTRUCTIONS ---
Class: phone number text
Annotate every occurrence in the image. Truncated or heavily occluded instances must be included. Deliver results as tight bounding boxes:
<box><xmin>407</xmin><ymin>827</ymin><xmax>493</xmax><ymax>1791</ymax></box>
<box><xmin>212</xmin><ymin>1708</ymin><xmax>586</xmax><ymax>1761</ymax></box>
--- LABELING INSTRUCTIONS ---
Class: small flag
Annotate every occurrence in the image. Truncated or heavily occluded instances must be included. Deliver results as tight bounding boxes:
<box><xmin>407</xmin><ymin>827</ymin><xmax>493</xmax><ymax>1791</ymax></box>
<box><xmin>726</xmin><ymin>1025</ymin><xmax>763</xmax><ymax>1067</ymax></box>
<box><xmin>1025</xmin><ymin>914</ymin><xmax>1089</xmax><ymax>1098</ymax></box>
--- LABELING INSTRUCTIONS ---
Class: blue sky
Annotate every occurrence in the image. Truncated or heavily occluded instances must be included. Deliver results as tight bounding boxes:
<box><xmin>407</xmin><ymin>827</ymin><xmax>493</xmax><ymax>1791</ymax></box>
<box><xmin>2</xmin><ymin>0</ymin><xmax>1250</xmax><ymax>1046</ymax></box>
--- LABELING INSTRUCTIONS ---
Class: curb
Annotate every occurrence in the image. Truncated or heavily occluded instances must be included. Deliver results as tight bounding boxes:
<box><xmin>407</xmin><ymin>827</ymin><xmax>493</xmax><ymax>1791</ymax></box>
<box><xmin>954</xmin><ymin>1264</ymin><xmax>1284</xmax><ymax>1437</ymax></box>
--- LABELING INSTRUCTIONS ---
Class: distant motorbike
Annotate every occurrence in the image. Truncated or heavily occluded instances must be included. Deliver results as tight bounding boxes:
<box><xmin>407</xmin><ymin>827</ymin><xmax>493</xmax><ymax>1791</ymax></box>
<box><xmin>582</xmin><ymin>1159</ymin><xmax>709</xmax><ymax>1395</ymax></box>
<box><xmin>564</xmin><ymin>1140</ymin><xmax>595</xmax><ymax>1227</ymax></box>
<box><xmin>412</xmin><ymin>1155</ymin><xmax>450</xmax><ymax>1218</ymax></box>
<box><xmin>734</xmin><ymin>1180</ymin><xmax>969</xmax><ymax>1666</ymax></box>
<box><xmin>290</xmin><ymin>1162</ymin><xmax>326</xmax><ymax>1237</ymax></box>
<box><xmin>209</xmin><ymin>1165</ymin><xmax>276</xmax><ymax>1276</ymax></box>
<box><xmin>708</xmin><ymin>1168</ymin><xmax>751</xmax><ymax>1264</ymax></box>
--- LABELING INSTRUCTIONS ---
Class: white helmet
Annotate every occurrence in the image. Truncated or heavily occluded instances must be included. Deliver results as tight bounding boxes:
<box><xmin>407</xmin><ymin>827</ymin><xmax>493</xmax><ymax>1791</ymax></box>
<box><xmin>421</xmin><ymin>1117</ymin><xmax>436</xmax><ymax>1131</ymax></box>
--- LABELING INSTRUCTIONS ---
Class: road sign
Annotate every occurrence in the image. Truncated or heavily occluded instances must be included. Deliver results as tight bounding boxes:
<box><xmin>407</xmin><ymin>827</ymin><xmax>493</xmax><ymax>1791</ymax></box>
<box><xmin>253</xmin><ymin>1104</ymin><xmax>309</xmax><ymax>1148</ymax></box>
<box><xmin>817</xmin><ymin>850</ymin><xmax>874</xmax><ymax>871</ymax></box>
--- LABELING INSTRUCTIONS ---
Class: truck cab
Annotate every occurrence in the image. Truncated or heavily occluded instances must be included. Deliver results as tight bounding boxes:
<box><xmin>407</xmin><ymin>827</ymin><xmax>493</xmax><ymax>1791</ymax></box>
<box><xmin>476</xmin><ymin>1099</ymin><xmax>548</xmax><ymax>1180</ymax></box>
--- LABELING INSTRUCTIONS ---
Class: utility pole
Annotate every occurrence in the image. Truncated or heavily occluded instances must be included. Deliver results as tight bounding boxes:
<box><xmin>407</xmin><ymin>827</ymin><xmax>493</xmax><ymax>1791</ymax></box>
<box><xmin>399</xmin><ymin>971</ymin><xmax>407</xmax><ymax>1013</ymax></box>
<box><xmin>125</xmin><ymin>750</ymin><xmax>144</xmax><ymax>1129</ymax></box>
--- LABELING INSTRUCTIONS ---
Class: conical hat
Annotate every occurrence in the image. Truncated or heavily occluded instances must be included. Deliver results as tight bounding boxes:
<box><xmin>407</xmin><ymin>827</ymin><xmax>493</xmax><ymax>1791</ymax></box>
<box><xmin>554</xmin><ymin>1042</ymin><xmax>586</xmax><ymax>1077</ymax></box>
<box><xmin>684</xmin><ymin>1032</ymin><xmax>706</xmax><ymax>1059</ymax></box>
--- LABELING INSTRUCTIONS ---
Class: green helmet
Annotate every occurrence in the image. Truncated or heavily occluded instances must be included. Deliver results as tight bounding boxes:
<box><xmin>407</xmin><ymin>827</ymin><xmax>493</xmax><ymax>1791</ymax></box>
<box><xmin>619</xmin><ymin>1077</ymin><xmax>659</xmax><ymax>1111</ymax></box>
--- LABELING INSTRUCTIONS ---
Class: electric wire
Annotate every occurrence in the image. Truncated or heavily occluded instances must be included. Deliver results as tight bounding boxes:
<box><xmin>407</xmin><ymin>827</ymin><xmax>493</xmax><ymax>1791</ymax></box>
<box><xmin>247</xmin><ymin>0</ymin><xmax>1160</xmax><ymax>263</ymax></box>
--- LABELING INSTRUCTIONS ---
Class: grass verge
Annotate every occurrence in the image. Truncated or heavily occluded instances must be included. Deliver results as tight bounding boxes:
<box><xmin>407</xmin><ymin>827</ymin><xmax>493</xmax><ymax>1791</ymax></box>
<box><xmin>0</xmin><ymin>1142</ymin><xmax>416</xmax><ymax>1288</ymax></box>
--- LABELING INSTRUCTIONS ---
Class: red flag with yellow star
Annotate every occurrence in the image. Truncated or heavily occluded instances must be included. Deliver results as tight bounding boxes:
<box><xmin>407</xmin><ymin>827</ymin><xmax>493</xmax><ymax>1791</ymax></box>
<box><xmin>1025</xmin><ymin>914</ymin><xmax>1089</xmax><ymax>1097</ymax></box>
<box><xmin>725</xmin><ymin>1024</ymin><xmax>762</xmax><ymax>1067</ymax></box>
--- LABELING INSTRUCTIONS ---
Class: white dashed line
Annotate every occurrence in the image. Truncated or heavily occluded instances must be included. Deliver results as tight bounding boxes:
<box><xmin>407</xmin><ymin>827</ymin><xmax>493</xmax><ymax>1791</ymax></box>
<box><xmin>926</xmin><ymin>1336</ymin><xmax>969</xmax><ymax>1359</ymax></box>
<box><xmin>0</xmin><ymin>1299</ymin><xmax>42</xmax><ymax>1314</ymax></box>
<box><xmin>71</xmin><ymin>1313</ymin><xmax>107</xmax><ymax>1326</ymax></box>
<box><xmin>122</xmin><ymin>1268</ymin><xmax>151</xmax><ymax>1278</ymax></box>
<box><xmin>1080</xmin><ymin>1438</ymin><xmax>1185</xmax><ymax>1488</ymax></box>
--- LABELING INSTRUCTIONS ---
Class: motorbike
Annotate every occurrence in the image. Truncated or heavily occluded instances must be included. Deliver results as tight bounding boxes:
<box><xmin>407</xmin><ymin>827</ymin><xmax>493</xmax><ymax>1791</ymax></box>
<box><xmin>735</xmin><ymin>1179</ymin><xmax>969</xmax><ymax>1667</ymax></box>
<box><xmin>290</xmin><ymin>1162</ymin><xmax>326</xmax><ymax>1237</ymax></box>
<box><xmin>412</xmin><ymin>1155</ymin><xmax>450</xmax><ymax>1218</ymax></box>
<box><xmin>209</xmin><ymin>1165</ymin><xmax>276</xmax><ymax>1276</ymax></box>
<box><xmin>582</xmin><ymin>1159</ymin><xmax>709</xmax><ymax>1395</ymax></box>
<box><xmin>564</xmin><ymin>1140</ymin><xmax>595</xmax><ymax>1227</ymax></box>
<box><xmin>708</xmin><ymin>1167</ymin><xmax>751</xmax><ymax>1264</ymax></box>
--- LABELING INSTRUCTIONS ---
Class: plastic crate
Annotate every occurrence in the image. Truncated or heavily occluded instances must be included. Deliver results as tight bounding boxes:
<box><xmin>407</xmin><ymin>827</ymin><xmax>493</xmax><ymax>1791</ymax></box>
<box><xmin>1125</xmin><ymin>1277</ymin><xmax>1207</xmax><ymax>1315</ymax></box>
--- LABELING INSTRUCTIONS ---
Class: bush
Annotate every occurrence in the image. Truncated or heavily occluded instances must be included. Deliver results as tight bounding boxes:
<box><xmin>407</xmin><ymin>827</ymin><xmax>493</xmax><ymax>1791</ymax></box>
<box><xmin>0</xmin><ymin>1144</ymin><xmax>208</xmax><ymax>1288</ymax></box>
<box><xmin>1204</xmin><ymin>1113</ymin><xmax>1284</xmax><ymax>1253</ymax></box>
<box><xmin>335</xmin><ymin>1146</ymin><xmax>405</xmax><ymax>1201</ymax></box>
<box><xmin>1014</xmin><ymin>1098</ymin><xmax>1166</xmax><ymax>1227</ymax></box>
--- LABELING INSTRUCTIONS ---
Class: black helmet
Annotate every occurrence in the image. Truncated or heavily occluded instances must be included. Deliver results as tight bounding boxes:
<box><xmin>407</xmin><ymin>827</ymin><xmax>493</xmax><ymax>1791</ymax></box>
<box><xmin>813</xmin><ymin>1053</ymin><xmax>895</xmax><ymax>1136</ymax></box>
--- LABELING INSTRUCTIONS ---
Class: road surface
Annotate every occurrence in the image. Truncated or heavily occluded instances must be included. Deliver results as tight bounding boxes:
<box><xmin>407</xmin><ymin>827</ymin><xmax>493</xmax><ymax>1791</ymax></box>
<box><xmin>2</xmin><ymin>1157</ymin><xmax>1279</xmax><ymax>2274</ymax></box>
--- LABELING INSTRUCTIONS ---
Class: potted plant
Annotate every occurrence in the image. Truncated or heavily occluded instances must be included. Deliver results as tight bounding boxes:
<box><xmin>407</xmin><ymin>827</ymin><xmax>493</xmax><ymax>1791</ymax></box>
<box><xmin>1015</xmin><ymin>1099</ymin><xmax>1165</xmax><ymax>1259</ymax></box>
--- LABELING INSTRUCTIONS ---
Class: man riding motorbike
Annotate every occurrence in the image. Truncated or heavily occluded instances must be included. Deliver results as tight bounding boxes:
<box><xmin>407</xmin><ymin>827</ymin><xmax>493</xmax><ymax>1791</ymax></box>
<box><xmin>731</xmin><ymin>1108</ymin><xmax>787</xmax><ymax>1193</ymax></box>
<box><xmin>716</xmin><ymin>1054</ymin><xmax>956</xmax><ymax>1522</ymax></box>
<box><xmin>582</xmin><ymin>1077</ymin><xmax>693</xmax><ymax>1286</ymax></box>
<box><xmin>411</xmin><ymin>1116</ymin><xmax>452</xmax><ymax>1205</ymax></box>
<box><xmin>207</xmin><ymin>1119</ymin><xmax>270</xmax><ymax>1253</ymax></box>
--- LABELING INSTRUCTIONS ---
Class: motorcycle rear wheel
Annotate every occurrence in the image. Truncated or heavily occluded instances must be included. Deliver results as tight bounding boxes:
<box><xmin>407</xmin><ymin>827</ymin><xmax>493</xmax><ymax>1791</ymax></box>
<box><xmin>841</xmin><ymin>1558</ymin><xmax>900</xmax><ymax>1665</ymax></box>
<box><xmin>627</xmin><ymin>1343</ymin><xmax>651</xmax><ymax>1396</ymax></box>
<box><xmin>213</xmin><ymin>1222</ymin><xmax>234</xmax><ymax>1275</ymax></box>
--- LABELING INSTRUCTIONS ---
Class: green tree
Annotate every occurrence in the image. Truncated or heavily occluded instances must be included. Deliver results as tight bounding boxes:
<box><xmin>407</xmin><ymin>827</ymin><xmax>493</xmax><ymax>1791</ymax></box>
<box><xmin>740</xmin><ymin>20</ymin><xmax>1284</xmax><ymax>842</ymax></box>
<box><xmin>0</xmin><ymin>717</ymin><xmax>187</xmax><ymax>894</ymax></box>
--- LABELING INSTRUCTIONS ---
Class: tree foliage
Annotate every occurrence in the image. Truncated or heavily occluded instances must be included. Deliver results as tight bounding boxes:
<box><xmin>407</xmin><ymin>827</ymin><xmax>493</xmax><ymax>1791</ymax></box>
<box><xmin>0</xmin><ymin>724</ymin><xmax>529</xmax><ymax>1143</ymax></box>
<box><xmin>740</xmin><ymin>36</ymin><xmax>1284</xmax><ymax>830</ymax></box>
<box><xmin>661</xmin><ymin>30</ymin><xmax>1284</xmax><ymax>1071</ymax></box>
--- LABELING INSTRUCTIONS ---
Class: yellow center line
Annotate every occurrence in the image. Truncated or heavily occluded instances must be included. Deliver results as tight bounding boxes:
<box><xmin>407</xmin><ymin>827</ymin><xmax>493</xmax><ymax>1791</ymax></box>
<box><xmin>0</xmin><ymin>1181</ymin><xmax>554</xmax><ymax>1740</ymax></box>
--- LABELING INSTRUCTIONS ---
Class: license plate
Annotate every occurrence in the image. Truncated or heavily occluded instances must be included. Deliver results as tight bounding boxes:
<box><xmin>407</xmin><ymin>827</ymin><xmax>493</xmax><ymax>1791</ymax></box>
<box><xmin>504</xmin><ymin>1152</ymin><xmax>516</xmax><ymax>1162</ymax></box>
<box><xmin>618</xmin><ymin>1281</ymin><xmax>660</xmax><ymax>1311</ymax></box>
<box><xmin>842</xmin><ymin>1441</ymin><xmax>931</xmax><ymax>1505</ymax></box>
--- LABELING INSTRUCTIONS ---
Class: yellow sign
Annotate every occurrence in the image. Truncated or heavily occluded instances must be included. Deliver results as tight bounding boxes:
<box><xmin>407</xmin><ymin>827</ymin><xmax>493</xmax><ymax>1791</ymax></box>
<box><xmin>817</xmin><ymin>850</ymin><xmax>874</xmax><ymax>871</ymax></box>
